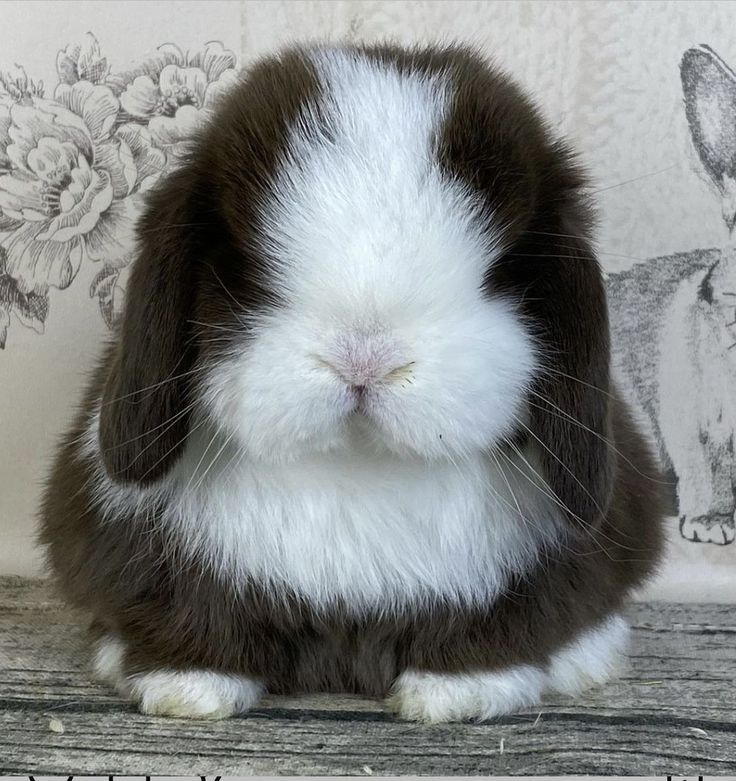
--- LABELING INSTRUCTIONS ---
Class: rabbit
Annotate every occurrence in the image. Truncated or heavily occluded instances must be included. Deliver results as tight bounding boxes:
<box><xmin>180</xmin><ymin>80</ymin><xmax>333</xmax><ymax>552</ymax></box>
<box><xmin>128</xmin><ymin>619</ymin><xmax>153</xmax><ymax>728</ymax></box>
<box><xmin>38</xmin><ymin>42</ymin><xmax>665</xmax><ymax>723</ymax></box>
<box><xmin>658</xmin><ymin>45</ymin><xmax>736</xmax><ymax>546</ymax></box>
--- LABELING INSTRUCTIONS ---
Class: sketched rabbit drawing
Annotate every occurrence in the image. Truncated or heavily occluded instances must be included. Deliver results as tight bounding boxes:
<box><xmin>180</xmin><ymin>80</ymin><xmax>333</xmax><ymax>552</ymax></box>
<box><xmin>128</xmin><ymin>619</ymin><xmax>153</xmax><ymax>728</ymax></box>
<box><xmin>657</xmin><ymin>45</ymin><xmax>736</xmax><ymax>545</ymax></box>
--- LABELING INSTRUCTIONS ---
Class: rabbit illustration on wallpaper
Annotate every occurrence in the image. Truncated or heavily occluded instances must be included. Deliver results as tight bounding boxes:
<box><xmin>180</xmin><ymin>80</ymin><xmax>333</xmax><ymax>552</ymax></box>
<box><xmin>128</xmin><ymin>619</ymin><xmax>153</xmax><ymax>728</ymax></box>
<box><xmin>658</xmin><ymin>45</ymin><xmax>736</xmax><ymax>546</ymax></box>
<box><xmin>608</xmin><ymin>45</ymin><xmax>736</xmax><ymax>546</ymax></box>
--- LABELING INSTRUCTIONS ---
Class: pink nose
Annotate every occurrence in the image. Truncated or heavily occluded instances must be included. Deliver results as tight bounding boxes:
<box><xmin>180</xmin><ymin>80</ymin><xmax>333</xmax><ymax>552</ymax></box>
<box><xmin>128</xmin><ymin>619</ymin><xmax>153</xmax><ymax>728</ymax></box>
<box><xmin>331</xmin><ymin>331</ymin><xmax>403</xmax><ymax>386</ymax></box>
<box><xmin>316</xmin><ymin>332</ymin><xmax>412</xmax><ymax>388</ymax></box>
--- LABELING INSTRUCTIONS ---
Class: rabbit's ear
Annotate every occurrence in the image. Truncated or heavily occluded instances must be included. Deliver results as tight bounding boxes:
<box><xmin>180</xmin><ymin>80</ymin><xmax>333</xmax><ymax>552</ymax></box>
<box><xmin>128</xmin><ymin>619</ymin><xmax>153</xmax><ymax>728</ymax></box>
<box><xmin>492</xmin><ymin>212</ymin><xmax>615</xmax><ymax>534</ymax></box>
<box><xmin>531</xmin><ymin>230</ymin><xmax>614</xmax><ymax>533</ymax></box>
<box><xmin>531</xmin><ymin>234</ymin><xmax>614</xmax><ymax>534</ymax></box>
<box><xmin>681</xmin><ymin>45</ymin><xmax>736</xmax><ymax>193</ymax></box>
<box><xmin>98</xmin><ymin>164</ymin><xmax>203</xmax><ymax>485</ymax></box>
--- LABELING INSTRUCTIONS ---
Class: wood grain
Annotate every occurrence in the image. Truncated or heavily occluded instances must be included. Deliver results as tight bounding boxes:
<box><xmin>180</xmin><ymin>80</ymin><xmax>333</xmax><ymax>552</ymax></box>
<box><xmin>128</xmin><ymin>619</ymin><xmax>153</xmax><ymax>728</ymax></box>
<box><xmin>1</xmin><ymin>577</ymin><xmax>734</xmax><ymax>775</ymax></box>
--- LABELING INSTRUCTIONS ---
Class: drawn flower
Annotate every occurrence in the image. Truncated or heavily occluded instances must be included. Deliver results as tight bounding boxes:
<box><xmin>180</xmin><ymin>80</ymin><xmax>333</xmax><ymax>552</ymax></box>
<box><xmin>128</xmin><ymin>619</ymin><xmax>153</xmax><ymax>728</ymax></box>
<box><xmin>0</xmin><ymin>246</ymin><xmax>49</xmax><ymax>345</ymax></box>
<box><xmin>85</xmin><ymin>123</ymin><xmax>165</xmax><ymax>326</ymax></box>
<box><xmin>56</xmin><ymin>32</ymin><xmax>109</xmax><ymax>86</ymax></box>
<box><xmin>0</xmin><ymin>97</ymin><xmax>107</xmax><ymax>300</ymax></box>
<box><xmin>0</xmin><ymin>35</ymin><xmax>236</xmax><ymax>347</ymax></box>
<box><xmin>0</xmin><ymin>65</ymin><xmax>44</xmax><ymax>102</ymax></box>
<box><xmin>0</xmin><ymin>103</ymin><xmax>22</xmax><ymax>232</ymax></box>
<box><xmin>0</xmin><ymin>84</ymin><xmax>164</xmax><ymax>340</ymax></box>
<box><xmin>110</xmin><ymin>41</ymin><xmax>238</xmax><ymax>158</ymax></box>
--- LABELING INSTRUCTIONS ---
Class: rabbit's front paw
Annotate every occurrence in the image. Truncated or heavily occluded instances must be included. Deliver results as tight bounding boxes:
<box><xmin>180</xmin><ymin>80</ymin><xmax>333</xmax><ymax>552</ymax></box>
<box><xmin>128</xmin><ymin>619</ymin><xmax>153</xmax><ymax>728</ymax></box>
<box><xmin>680</xmin><ymin>514</ymin><xmax>735</xmax><ymax>544</ymax></box>
<box><xmin>386</xmin><ymin>666</ymin><xmax>545</xmax><ymax>723</ymax></box>
<box><xmin>91</xmin><ymin>634</ymin><xmax>126</xmax><ymax>686</ymax></box>
<box><xmin>124</xmin><ymin>669</ymin><xmax>264</xmax><ymax>719</ymax></box>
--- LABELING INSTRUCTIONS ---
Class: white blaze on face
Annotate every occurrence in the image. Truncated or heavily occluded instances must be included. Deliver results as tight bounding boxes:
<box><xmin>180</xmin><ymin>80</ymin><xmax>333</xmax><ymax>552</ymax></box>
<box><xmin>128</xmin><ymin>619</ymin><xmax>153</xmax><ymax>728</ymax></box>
<box><xmin>205</xmin><ymin>48</ymin><xmax>536</xmax><ymax>464</ymax></box>
<box><xmin>95</xmin><ymin>49</ymin><xmax>554</xmax><ymax>614</ymax></box>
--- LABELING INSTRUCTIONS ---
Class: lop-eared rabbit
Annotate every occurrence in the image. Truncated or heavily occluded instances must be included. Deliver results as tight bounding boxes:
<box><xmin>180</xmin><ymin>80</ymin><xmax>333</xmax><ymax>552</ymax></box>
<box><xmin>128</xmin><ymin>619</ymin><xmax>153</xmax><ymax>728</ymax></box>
<box><xmin>40</xmin><ymin>43</ymin><xmax>664</xmax><ymax>722</ymax></box>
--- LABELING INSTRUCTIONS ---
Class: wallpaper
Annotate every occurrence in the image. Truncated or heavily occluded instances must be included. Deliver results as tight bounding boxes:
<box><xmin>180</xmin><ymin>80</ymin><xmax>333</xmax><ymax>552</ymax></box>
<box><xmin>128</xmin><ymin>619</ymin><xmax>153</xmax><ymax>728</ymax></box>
<box><xmin>0</xmin><ymin>0</ymin><xmax>734</xmax><ymax>601</ymax></box>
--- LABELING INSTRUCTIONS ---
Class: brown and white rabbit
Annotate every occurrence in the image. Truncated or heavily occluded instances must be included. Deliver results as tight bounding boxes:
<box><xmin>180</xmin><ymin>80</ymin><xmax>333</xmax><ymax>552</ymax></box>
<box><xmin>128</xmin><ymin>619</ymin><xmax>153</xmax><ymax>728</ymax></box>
<box><xmin>39</xmin><ymin>43</ymin><xmax>664</xmax><ymax>722</ymax></box>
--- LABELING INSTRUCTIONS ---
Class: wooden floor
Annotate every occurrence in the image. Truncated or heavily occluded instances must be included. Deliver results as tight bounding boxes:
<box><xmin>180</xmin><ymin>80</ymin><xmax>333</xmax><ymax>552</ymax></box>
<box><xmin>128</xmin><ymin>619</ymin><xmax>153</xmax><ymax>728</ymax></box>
<box><xmin>1</xmin><ymin>576</ymin><xmax>734</xmax><ymax>775</ymax></box>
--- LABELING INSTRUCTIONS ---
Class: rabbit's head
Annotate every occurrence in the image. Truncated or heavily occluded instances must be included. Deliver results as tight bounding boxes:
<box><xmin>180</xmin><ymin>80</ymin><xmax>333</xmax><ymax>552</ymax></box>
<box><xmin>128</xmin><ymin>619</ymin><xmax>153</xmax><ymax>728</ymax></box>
<box><xmin>98</xmin><ymin>44</ymin><xmax>614</xmax><ymax>532</ymax></box>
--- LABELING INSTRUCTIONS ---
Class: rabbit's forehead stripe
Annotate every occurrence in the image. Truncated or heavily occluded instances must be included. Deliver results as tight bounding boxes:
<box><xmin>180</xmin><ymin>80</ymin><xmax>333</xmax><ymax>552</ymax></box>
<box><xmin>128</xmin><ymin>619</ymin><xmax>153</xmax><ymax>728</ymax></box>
<box><xmin>255</xmin><ymin>49</ymin><xmax>501</xmax><ymax>312</ymax></box>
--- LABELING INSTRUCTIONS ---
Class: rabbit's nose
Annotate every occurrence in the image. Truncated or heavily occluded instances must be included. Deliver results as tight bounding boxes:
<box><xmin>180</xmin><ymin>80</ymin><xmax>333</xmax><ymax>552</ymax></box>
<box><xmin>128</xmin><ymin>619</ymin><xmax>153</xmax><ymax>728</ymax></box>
<box><xmin>317</xmin><ymin>331</ymin><xmax>413</xmax><ymax>387</ymax></box>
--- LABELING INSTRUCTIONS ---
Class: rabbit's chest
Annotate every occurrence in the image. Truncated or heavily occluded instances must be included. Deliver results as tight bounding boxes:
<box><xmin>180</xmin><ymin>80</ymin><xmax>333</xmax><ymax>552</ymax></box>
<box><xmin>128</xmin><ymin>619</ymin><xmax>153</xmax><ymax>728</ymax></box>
<box><xmin>691</xmin><ymin>272</ymin><xmax>736</xmax><ymax>438</ymax></box>
<box><xmin>662</xmin><ymin>268</ymin><xmax>736</xmax><ymax>444</ymax></box>
<box><xmin>164</xmin><ymin>446</ymin><xmax>558</xmax><ymax>612</ymax></box>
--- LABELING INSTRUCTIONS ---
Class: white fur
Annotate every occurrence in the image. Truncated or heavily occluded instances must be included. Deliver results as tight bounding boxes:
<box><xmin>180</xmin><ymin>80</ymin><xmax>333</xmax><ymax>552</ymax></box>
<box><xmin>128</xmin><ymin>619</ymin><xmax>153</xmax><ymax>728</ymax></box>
<box><xmin>389</xmin><ymin>665</ymin><xmax>547</xmax><ymax>723</ymax></box>
<box><xmin>91</xmin><ymin>635</ymin><xmax>125</xmax><ymax>685</ymax></box>
<box><xmin>82</xmin><ymin>50</ymin><xmax>554</xmax><ymax>614</ymax></box>
<box><xmin>205</xmin><ymin>48</ymin><xmax>533</xmax><ymax>465</ymax></box>
<box><xmin>91</xmin><ymin>634</ymin><xmax>263</xmax><ymax>718</ymax></box>
<box><xmin>125</xmin><ymin>669</ymin><xmax>264</xmax><ymax>719</ymax></box>
<box><xmin>85</xmin><ymin>408</ymin><xmax>563</xmax><ymax>612</ymax></box>
<box><xmin>546</xmin><ymin>614</ymin><xmax>629</xmax><ymax>695</ymax></box>
<box><xmin>389</xmin><ymin>614</ymin><xmax>628</xmax><ymax>723</ymax></box>
<box><xmin>92</xmin><ymin>617</ymin><xmax>627</xmax><ymax>722</ymax></box>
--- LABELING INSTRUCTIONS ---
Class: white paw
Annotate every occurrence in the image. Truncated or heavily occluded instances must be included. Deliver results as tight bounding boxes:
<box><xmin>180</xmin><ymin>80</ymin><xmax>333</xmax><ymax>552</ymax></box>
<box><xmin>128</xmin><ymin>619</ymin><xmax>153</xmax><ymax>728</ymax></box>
<box><xmin>546</xmin><ymin>614</ymin><xmax>629</xmax><ymax>695</ymax></box>
<box><xmin>91</xmin><ymin>635</ymin><xmax>126</xmax><ymax>685</ymax></box>
<box><xmin>387</xmin><ymin>665</ymin><xmax>546</xmax><ymax>723</ymax></box>
<box><xmin>680</xmin><ymin>515</ymin><xmax>735</xmax><ymax>545</ymax></box>
<box><xmin>124</xmin><ymin>669</ymin><xmax>264</xmax><ymax>719</ymax></box>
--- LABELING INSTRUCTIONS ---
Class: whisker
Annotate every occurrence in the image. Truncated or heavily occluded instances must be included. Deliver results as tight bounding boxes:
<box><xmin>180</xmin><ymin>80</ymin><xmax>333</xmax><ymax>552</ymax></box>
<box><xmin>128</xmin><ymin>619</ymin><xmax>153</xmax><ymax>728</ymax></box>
<box><xmin>506</xmin><ymin>250</ymin><xmax>645</xmax><ymax>262</ymax></box>
<box><xmin>187</xmin><ymin>320</ymin><xmax>243</xmax><ymax>334</ymax></box>
<box><xmin>101</xmin><ymin>364</ymin><xmax>207</xmax><ymax>406</ymax></box>
<box><xmin>486</xmin><ymin>448</ymin><xmax>524</xmax><ymax>519</ymax></box>
<box><xmin>192</xmin><ymin>429</ymin><xmax>237</xmax><ymax>493</ymax></box>
<box><xmin>487</xmin><ymin>447</ymin><xmax>585</xmax><ymax>560</ymax></box>
<box><xmin>184</xmin><ymin>422</ymin><xmax>223</xmax><ymax>494</ymax></box>
<box><xmin>198</xmin><ymin>336</ymin><xmax>242</xmax><ymax>346</ymax></box>
<box><xmin>132</xmin><ymin>222</ymin><xmax>214</xmax><ymax>235</ymax></box>
<box><xmin>506</xmin><ymin>253</ymin><xmax>599</xmax><ymax>260</ymax></box>
<box><xmin>526</xmin><ymin>391</ymin><xmax>675</xmax><ymax>485</ymax></box>
<box><xmin>206</xmin><ymin>263</ymin><xmax>248</xmax><ymax>320</ymax></box>
<box><xmin>103</xmin><ymin>401</ymin><xmax>198</xmax><ymax>450</ymax></box>
<box><xmin>511</xmin><ymin>411</ymin><xmax>607</xmax><ymax>521</ymax></box>
<box><xmin>551</xmin><ymin>244</ymin><xmax>645</xmax><ymax>262</ymax></box>
<box><xmin>115</xmin><ymin>403</ymin><xmax>198</xmax><ymax>470</ymax></box>
<box><xmin>507</xmin><ymin>421</ymin><xmax>648</xmax><ymax>556</ymax></box>
<box><xmin>536</xmin><ymin>366</ymin><xmax>617</xmax><ymax>400</ymax></box>
<box><xmin>439</xmin><ymin>449</ymin><xmax>537</xmax><ymax>601</ymax></box>
<box><xmin>522</xmin><ymin>233</ymin><xmax>646</xmax><ymax>262</ymax></box>
<box><xmin>500</xmin><ymin>440</ymin><xmax>648</xmax><ymax>557</ymax></box>
<box><xmin>587</xmin><ymin>164</ymin><xmax>680</xmax><ymax>195</ymax></box>
<box><xmin>495</xmin><ymin>446</ymin><xmax>613</xmax><ymax>560</ymax></box>
<box><xmin>135</xmin><ymin>418</ymin><xmax>206</xmax><ymax>483</ymax></box>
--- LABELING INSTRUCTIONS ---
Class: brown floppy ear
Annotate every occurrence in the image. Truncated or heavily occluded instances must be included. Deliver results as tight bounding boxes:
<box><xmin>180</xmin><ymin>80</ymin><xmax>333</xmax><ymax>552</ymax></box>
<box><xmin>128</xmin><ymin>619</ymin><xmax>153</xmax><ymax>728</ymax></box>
<box><xmin>98</xmin><ymin>164</ymin><xmax>203</xmax><ymax>485</ymax></box>
<box><xmin>530</xmin><ymin>230</ymin><xmax>614</xmax><ymax>531</ymax></box>
<box><xmin>493</xmin><ymin>200</ymin><xmax>615</xmax><ymax>533</ymax></box>
<box><xmin>528</xmin><ymin>219</ymin><xmax>614</xmax><ymax>531</ymax></box>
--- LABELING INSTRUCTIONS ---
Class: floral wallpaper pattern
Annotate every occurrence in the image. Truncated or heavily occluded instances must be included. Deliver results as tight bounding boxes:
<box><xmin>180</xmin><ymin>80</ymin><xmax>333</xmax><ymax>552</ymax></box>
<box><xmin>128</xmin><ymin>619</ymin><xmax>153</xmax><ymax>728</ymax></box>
<box><xmin>0</xmin><ymin>34</ymin><xmax>238</xmax><ymax>347</ymax></box>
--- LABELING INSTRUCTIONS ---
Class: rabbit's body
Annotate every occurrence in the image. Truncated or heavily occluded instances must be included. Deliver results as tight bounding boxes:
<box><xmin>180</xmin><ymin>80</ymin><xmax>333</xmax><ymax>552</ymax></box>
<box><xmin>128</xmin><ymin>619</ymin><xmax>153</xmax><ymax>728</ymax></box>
<box><xmin>658</xmin><ymin>248</ymin><xmax>736</xmax><ymax>544</ymax></box>
<box><xmin>45</xmin><ymin>382</ymin><xmax>657</xmax><ymax>718</ymax></box>
<box><xmin>40</xmin><ymin>44</ymin><xmax>664</xmax><ymax>722</ymax></box>
<box><xmin>608</xmin><ymin>45</ymin><xmax>736</xmax><ymax>547</ymax></box>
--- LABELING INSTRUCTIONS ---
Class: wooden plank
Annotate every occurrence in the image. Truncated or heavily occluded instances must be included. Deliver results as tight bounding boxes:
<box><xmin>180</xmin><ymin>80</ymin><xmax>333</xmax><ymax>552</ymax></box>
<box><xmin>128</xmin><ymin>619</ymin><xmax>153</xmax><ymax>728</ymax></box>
<box><xmin>1</xmin><ymin>577</ymin><xmax>734</xmax><ymax>775</ymax></box>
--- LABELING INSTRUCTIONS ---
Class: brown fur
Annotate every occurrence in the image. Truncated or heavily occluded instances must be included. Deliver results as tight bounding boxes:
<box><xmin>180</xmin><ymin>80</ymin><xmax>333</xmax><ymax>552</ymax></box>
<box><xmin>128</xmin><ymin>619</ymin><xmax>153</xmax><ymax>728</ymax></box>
<box><xmin>38</xmin><ymin>43</ymin><xmax>665</xmax><ymax>699</ymax></box>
